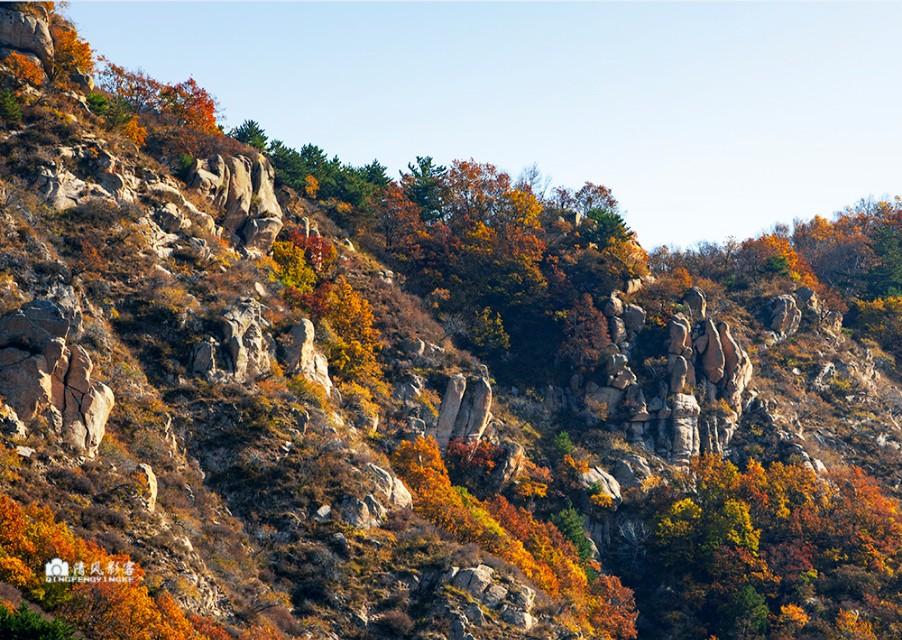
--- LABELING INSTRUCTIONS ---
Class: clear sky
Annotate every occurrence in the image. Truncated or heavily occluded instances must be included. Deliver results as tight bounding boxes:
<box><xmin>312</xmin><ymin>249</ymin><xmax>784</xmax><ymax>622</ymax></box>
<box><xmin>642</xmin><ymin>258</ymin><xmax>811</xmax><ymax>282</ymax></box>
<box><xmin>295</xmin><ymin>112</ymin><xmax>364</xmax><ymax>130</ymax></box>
<box><xmin>66</xmin><ymin>2</ymin><xmax>902</xmax><ymax>249</ymax></box>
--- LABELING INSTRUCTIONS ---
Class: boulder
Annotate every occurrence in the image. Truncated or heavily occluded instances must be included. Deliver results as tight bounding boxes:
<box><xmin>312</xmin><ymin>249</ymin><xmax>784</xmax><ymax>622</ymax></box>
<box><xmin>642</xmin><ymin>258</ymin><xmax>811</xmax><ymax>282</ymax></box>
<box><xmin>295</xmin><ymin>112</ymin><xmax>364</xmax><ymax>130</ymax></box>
<box><xmin>609</xmin><ymin>316</ymin><xmax>627</xmax><ymax>344</ymax></box>
<box><xmin>0</xmin><ymin>401</ymin><xmax>26</xmax><ymax>440</ymax></box>
<box><xmin>622</xmin><ymin>303</ymin><xmax>647</xmax><ymax>334</ymax></box>
<box><xmin>668</xmin><ymin>314</ymin><xmax>692</xmax><ymax>355</ymax></box>
<box><xmin>584</xmin><ymin>385</ymin><xmax>624</xmax><ymax>419</ymax></box>
<box><xmin>453</xmin><ymin>376</ymin><xmax>492</xmax><ymax>442</ymax></box>
<box><xmin>769</xmin><ymin>294</ymin><xmax>801</xmax><ymax>337</ymax></box>
<box><xmin>698</xmin><ymin>319</ymin><xmax>725</xmax><ymax>384</ymax></box>
<box><xmin>434</xmin><ymin>374</ymin><xmax>467</xmax><ymax>448</ymax></box>
<box><xmin>613</xmin><ymin>454</ymin><xmax>652</xmax><ymax>489</ymax></box>
<box><xmin>366</xmin><ymin>463</ymin><xmax>413</xmax><ymax>510</ymax></box>
<box><xmin>603</xmin><ymin>292</ymin><xmax>624</xmax><ymax>317</ymax></box>
<box><xmin>282</xmin><ymin>319</ymin><xmax>332</xmax><ymax>396</ymax></box>
<box><xmin>580</xmin><ymin>465</ymin><xmax>622</xmax><ymax>504</ymax></box>
<box><xmin>433</xmin><ymin>374</ymin><xmax>493</xmax><ymax>447</ymax></box>
<box><xmin>339</xmin><ymin>496</ymin><xmax>379</xmax><ymax>529</ymax></box>
<box><xmin>683</xmin><ymin>286</ymin><xmax>707</xmax><ymax>321</ymax></box>
<box><xmin>669</xmin><ymin>355</ymin><xmax>690</xmax><ymax>393</ymax></box>
<box><xmin>718</xmin><ymin>321</ymin><xmax>753</xmax><ymax>410</ymax></box>
<box><xmin>452</xmin><ymin>565</ymin><xmax>494</xmax><ymax>596</ymax></box>
<box><xmin>0</xmin><ymin>6</ymin><xmax>54</xmax><ymax>67</ymax></box>
<box><xmin>222</xmin><ymin>298</ymin><xmax>271</xmax><ymax>383</ymax></box>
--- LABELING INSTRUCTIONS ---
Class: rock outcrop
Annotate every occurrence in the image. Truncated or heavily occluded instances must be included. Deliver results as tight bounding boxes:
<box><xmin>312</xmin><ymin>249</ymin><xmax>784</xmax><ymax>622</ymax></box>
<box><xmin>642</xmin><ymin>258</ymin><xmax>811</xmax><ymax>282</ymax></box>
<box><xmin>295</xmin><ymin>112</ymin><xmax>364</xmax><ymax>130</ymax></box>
<box><xmin>189</xmin><ymin>154</ymin><xmax>283</xmax><ymax>253</ymax></box>
<box><xmin>433</xmin><ymin>374</ymin><xmax>493</xmax><ymax>448</ymax></box>
<box><xmin>580</xmin><ymin>465</ymin><xmax>622</xmax><ymax>505</ymax></box>
<box><xmin>445</xmin><ymin>565</ymin><xmax>537</xmax><ymax>633</ymax></box>
<box><xmin>191</xmin><ymin>298</ymin><xmax>273</xmax><ymax>384</ymax></box>
<box><xmin>0</xmin><ymin>4</ymin><xmax>54</xmax><ymax>68</ymax></box>
<box><xmin>683</xmin><ymin>286</ymin><xmax>707</xmax><ymax>321</ymax></box>
<box><xmin>669</xmin><ymin>392</ymin><xmax>701</xmax><ymax>465</ymax></box>
<box><xmin>769</xmin><ymin>294</ymin><xmax>802</xmax><ymax>338</ymax></box>
<box><xmin>564</xmin><ymin>286</ymin><xmax>754</xmax><ymax>465</ymax></box>
<box><xmin>280</xmin><ymin>319</ymin><xmax>333</xmax><ymax>397</ymax></box>
<box><xmin>0</xmin><ymin>300</ymin><xmax>114</xmax><ymax>458</ymax></box>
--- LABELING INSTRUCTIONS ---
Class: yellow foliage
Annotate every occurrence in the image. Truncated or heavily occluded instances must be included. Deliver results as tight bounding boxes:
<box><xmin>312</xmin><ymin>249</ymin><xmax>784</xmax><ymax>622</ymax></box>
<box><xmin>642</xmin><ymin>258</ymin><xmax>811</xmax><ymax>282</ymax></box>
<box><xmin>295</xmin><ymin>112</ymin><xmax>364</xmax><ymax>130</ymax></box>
<box><xmin>304</xmin><ymin>174</ymin><xmax>319</xmax><ymax>199</ymax></box>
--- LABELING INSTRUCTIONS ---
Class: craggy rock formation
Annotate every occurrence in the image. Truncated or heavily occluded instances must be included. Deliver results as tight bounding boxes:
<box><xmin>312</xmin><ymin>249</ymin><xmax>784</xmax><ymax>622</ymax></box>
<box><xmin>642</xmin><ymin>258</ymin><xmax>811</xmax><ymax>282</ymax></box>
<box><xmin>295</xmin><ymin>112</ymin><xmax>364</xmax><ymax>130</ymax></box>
<box><xmin>0</xmin><ymin>300</ymin><xmax>114</xmax><ymax>458</ymax></box>
<box><xmin>280</xmin><ymin>318</ymin><xmax>333</xmax><ymax>397</ymax></box>
<box><xmin>769</xmin><ymin>294</ymin><xmax>802</xmax><ymax>338</ymax></box>
<box><xmin>189</xmin><ymin>154</ymin><xmax>284</xmax><ymax>253</ymax></box>
<box><xmin>445</xmin><ymin>564</ymin><xmax>538</xmax><ymax>633</ymax></box>
<box><xmin>433</xmin><ymin>374</ymin><xmax>493</xmax><ymax>448</ymax></box>
<box><xmin>191</xmin><ymin>298</ymin><xmax>273</xmax><ymax>384</ymax></box>
<box><xmin>552</xmin><ymin>287</ymin><xmax>754</xmax><ymax>466</ymax></box>
<box><xmin>0</xmin><ymin>4</ymin><xmax>53</xmax><ymax>68</ymax></box>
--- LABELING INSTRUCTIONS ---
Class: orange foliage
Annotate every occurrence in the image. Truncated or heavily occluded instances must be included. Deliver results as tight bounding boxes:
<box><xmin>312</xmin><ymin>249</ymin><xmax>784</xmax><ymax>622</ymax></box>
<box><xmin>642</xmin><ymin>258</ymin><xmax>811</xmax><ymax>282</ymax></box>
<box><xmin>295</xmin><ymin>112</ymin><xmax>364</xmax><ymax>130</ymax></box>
<box><xmin>392</xmin><ymin>437</ymin><xmax>637</xmax><ymax>638</ymax></box>
<box><xmin>3</xmin><ymin>51</ymin><xmax>45</xmax><ymax>86</ymax></box>
<box><xmin>99</xmin><ymin>63</ymin><xmax>220</xmax><ymax>136</ymax></box>
<box><xmin>0</xmin><ymin>494</ymin><xmax>225</xmax><ymax>640</ymax></box>
<box><xmin>49</xmin><ymin>21</ymin><xmax>93</xmax><ymax>83</ymax></box>
<box><xmin>304</xmin><ymin>174</ymin><xmax>319</xmax><ymax>199</ymax></box>
<box><xmin>741</xmin><ymin>233</ymin><xmax>821</xmax><ymax>289</ymax></box>
<box><xmin>121</xmin><ymin>115</ymin><xmax>147</xmax><ymax>147</ymax></box>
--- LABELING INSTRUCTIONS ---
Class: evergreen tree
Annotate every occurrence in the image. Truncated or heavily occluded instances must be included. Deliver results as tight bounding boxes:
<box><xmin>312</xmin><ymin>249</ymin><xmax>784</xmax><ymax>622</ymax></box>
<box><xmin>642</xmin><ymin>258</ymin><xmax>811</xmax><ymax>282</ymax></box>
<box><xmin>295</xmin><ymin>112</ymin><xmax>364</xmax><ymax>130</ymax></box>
<box><xmin>230</xmin><ymin>119</ymin><xmax>268</xmax><ymax>151</ymax></box>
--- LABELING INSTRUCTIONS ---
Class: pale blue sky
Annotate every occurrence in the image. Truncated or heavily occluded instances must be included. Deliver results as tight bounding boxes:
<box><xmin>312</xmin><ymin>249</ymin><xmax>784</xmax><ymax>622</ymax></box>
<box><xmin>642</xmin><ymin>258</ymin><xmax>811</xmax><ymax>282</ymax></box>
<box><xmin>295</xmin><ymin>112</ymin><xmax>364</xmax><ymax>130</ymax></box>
<box><xmin>66</xmin><ymin>2</ymin><xmax>902</xmax><ymax>249</ymax></box>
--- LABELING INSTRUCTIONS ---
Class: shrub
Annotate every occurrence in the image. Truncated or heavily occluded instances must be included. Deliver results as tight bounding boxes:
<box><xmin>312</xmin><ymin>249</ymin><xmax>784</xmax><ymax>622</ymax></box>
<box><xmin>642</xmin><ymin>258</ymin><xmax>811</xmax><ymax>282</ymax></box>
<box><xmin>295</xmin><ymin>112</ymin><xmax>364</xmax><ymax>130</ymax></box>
<box><xmin>270</xmin><ymin>241</ymin><xmax>316</xmax><ymax>294</ymax></box>
<box><xmin>0</xmin><ymin>90</ymin><xmax>22</xmax><ymax>123</ymax></box>
<box><xmin>121</xmin><ymin>115</ymin><xmax>147</xmax><ymax>147</ymax></box>
<box><xmin>0</xmin><ymin>603</ymin><xmax>75</xmax><ymax>640</ymax></box>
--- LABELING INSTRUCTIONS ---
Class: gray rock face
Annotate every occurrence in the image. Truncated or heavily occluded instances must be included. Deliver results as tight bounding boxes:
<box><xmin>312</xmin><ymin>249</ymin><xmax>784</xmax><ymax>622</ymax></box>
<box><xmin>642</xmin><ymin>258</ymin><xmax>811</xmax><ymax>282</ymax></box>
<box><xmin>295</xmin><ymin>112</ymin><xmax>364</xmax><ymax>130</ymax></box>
<box><xmin>580</xmin><ymin>465</ymin><xmax>622</xmax><ymax>504</ymax></box>
<box><xmin>281</xmin><ymin>319</ymin><xmax>332</xmax><ymax>396</ymax></box>
<box><xmin>683</xmin><ymin>286</ymin><xmax>707</xmax><ymax>321</ymax></box>
<box><xmin>718</xmin><ymin>321</ymin><xmax>753</xmax><ymax>411</ymax></box>
<box><xmin>366</xmin><ymin>463</ymin><xmax>413</xmax><ymax>510</ymax></box>
<box><xmin>670</xmin><ymin>393</ymin><xmax>700</xmax><ymax>465</ymax></box>
<box><xmin>434</xmin><ymin>374</ymin><xmax>467</xmax><ymax>448</ymax></box>
<box><xmin>453</xmin><ymin>376</ymin><xmax>493</xmax><ymax>441</ymax></box>
<box><xmin>603</xmin><ymin>292</ymin><xmax>624</xmax><ymax>318</ymax></box>
<box><xmin>222</xmin><ymin>299</ymin><xmax>271</xmax><ymax>383</ymax></box>
<box><xmin>0</xmin><ymin>300</ymin><xmax>113</xmax><ymax>459</ymax></box>
<box><xmin>192</xmin><ymin>298</ymin><xmax>274</xmax><ymax>385</ymax></box>
<box><xmin>668</xmin><ymin>314</ymin><xmax>692</xmax><ymax>355</ymax></box>
<box><xmin>137</xmin><ymin>463</ymin><xmax>158</xmax><ymax>512</ymax></box>
<box><xmin>447</xmin><ymin>565</ymin><xmax>537</xmax><ymax>632</ymax></box>
<box><xmin>697</xmin><ymin>319</ymin><xmax>726</xmax><ymax>384</ymax></box>
<box><xmin>622</xmin><ymin>303</ymin><xmax>647</xmax><ymax>334</ymax></box>
<box><xmin>0</xmin><ymin>6</ymin><xmax>54</xmax><ymax>67</ymax></box>
<box><xmin>769</xmin><ymin>294</ymin><xmax>802</xmax><ymax>337</ymax></box>
<box><xmin>613</xmin><ymin>454</ymin><xmax>652</xmax><ymax>489</ymax></box>
<box><xmin>0</xmin><ymin>401</ymin><xmax>26</xmax><ymax>440</ymax></box>
<box><xmin>189</xmin><ymin>154</ymin><xmax>283</xmax><ymax>253</ymax></box>
<box><xmin>432</xmin><ymin>374</ymin><xmax>492</xmax><ymax>448</ymax></box>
